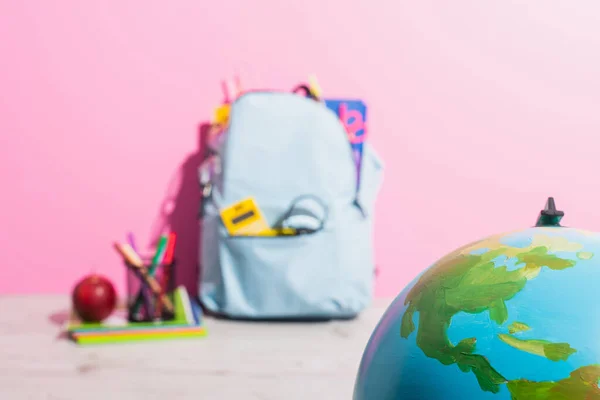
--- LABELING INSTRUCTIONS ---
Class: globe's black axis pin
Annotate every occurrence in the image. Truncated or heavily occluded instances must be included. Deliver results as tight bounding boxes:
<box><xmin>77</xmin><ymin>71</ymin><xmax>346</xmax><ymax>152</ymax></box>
<box><xmin>535</xmin><ymin>197</ymin><xmax>564</xmax><ymax>227</ymax></box>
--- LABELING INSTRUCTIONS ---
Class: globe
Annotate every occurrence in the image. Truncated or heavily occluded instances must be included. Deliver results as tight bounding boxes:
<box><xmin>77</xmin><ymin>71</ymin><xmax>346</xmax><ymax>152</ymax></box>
<box><xmin>354</xmin><ymin>199</ymin><xmax>600</xmax><ymax>399</ymax></box>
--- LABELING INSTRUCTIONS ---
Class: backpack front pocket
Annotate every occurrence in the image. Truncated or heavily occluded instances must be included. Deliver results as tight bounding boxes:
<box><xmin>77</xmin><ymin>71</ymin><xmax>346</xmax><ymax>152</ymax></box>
<box><xmin>217</xmin><ymin>230</ymin><xmax>351</xmax><ymax>319</ymax></box>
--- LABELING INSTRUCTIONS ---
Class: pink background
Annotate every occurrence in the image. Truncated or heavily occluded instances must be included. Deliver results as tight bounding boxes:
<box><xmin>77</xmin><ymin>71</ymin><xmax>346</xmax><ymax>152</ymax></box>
<box><xmin>2</xmin><ymin>1</ymin><xmax>600</xmax><ymax>298</ymax></box>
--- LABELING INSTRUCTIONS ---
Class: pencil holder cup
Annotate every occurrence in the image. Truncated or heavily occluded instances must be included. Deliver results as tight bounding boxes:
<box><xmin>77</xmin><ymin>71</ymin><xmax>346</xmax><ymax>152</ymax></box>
<box><xmin>125</xmin><ymin>259</ymin><xmax>177</xmax><ymax>323</ymax></box>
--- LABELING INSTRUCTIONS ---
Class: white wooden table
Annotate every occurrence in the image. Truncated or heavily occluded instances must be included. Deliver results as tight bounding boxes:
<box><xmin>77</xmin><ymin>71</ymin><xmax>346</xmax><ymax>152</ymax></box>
<box><xmin>0</xmin><ymin>296</ymin><xmax>391</xmax><ymax>400</ymax></box>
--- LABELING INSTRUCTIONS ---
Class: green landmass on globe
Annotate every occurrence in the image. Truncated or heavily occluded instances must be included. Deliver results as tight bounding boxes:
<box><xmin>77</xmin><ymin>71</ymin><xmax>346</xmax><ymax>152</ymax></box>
<box><xmin>399</xmin><ymin>231</ymin><xmax>600</xmax><ymax>398</ymax></box>
<box><xmin>497</xmin><ymin>334</ymin><xmax>576</xmax><ymax>362</ymax></box>
<box><xmin>508</xmin><ymin>322</ymin><xmax>530</xmax><ymax>334</ymax></box>
<box><xmin>507</xmin><ymin>366</ymin><xmax>600</xmax><ymax>399</ymax></box>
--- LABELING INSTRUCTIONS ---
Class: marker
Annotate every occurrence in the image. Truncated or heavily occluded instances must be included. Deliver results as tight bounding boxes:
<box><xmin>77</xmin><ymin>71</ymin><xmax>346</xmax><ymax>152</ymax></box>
<box><xmin>155</xmin><ymin>233</ymin><xmax>173</xmax><ymax>318</ymax></box>
<box><xmin>161</xmin><ymin>232</ymin><xmax>177</xmax><ymax>306</ymax></box>
<box><xmin>163</xmin><ymin>233</ymin><xmax>177</xmax><ymax>265</ymax></box>
<box><xmin>149</xmin><ymin>235</ymin><xmax>168</xmax><ymax>275</ymax></box>
<box><xmin>161</xmin><ymin>232</ymin><xmax>177</xmax><ymax>297</ymax></box>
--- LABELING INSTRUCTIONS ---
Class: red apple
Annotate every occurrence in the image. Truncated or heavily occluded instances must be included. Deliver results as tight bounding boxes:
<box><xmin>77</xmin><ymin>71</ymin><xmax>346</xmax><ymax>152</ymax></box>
<box><xmin>72</xmin><ymin>274</ymin><xmax>117</xmax><ymax>322</ymax></box>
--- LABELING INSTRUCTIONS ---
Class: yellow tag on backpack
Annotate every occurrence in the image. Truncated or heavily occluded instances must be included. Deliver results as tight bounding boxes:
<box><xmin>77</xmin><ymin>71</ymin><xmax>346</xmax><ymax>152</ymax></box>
<box><xmin>219</xmin><ymin>197</ymin><xmax>270</xmax><ymax>236</ymax></box>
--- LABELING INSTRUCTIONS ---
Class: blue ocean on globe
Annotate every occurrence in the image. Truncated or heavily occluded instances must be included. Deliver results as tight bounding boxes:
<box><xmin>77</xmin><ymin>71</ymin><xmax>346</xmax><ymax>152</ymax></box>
<box><xmin>353</xmin><ymin>226</ymin><xmax>600</xmax><ymax>400</ymax></box>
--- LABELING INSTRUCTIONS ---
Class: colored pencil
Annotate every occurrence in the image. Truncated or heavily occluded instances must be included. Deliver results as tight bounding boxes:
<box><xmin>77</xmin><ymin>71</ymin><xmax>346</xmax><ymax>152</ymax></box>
<box><xmin>114</xmin><ymin>242</ymin><xmax>143</xmax><ymax>267</ymax></box>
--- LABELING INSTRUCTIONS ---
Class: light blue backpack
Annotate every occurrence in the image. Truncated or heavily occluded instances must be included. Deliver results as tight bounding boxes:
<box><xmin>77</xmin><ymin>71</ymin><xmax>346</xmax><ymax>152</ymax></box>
<box><xmin>198</xmin><ymin>88</ymin><xmax>383</xmax><ymax>320</ymax></box>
